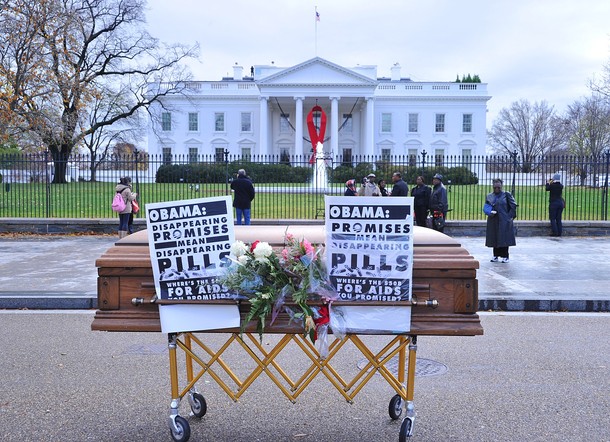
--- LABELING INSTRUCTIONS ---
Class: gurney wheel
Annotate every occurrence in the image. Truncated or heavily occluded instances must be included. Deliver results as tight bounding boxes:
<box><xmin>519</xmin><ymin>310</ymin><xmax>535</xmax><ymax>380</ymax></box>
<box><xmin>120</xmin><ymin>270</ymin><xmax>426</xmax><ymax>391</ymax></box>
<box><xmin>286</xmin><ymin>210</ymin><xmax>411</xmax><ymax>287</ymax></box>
<box><xmin>170</xmin><ymin>415</ymin><xmax>191</xmax><ymax>442</ymax></box>
<box><xmin>191</xmin><ymin>392</ymin><xmax>207</xmax><ymax>418</ymax></box>
<box><xmin>388</xmin><ymin>394</ymin><xmax>403</xmax><ymax>420</ymax></box>
<box><xmin>398</xmin><ymin>417</ymin><xmax>413</xmax><ymax>441</ymax></box>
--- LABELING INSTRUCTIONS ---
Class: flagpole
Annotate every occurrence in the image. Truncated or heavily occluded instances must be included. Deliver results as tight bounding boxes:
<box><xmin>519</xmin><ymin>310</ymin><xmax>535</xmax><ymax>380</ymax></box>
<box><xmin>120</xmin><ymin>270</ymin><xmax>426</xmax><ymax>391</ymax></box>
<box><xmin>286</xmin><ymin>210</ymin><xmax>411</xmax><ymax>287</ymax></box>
<box><xmin>315</xmin><ymin>6</ymin><xmax>318</xmax><ymax>56</ymax></box>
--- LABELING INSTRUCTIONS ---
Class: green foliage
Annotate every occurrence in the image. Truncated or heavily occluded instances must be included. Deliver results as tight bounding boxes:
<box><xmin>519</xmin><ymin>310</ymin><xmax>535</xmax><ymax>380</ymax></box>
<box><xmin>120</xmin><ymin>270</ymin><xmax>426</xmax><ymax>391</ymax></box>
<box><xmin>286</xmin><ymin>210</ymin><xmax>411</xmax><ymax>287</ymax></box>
<box><xmin>331</xmin><ymin>162</ymin><xmax>375</xmax><ymax>183</ymax></box>
<box><xmin>155</xmin><ymin>162</ymin><xmax>311</xmax><ymax>184</ymax></box>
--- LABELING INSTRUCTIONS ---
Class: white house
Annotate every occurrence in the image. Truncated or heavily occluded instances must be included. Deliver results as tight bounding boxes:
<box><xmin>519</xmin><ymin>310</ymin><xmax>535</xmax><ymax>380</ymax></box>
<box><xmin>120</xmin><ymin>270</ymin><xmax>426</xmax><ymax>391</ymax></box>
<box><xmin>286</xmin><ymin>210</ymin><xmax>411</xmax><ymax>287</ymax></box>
<box><xmin>147</xmin><ymin>57</ymin><xmax>491</xmax><ymax>164</ymax></box>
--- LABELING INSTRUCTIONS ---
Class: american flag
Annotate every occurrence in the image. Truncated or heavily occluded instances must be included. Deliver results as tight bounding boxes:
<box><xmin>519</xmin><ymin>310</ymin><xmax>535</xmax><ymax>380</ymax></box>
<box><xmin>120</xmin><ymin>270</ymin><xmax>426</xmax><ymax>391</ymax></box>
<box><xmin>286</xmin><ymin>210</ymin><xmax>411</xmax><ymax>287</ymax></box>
<box><xmin>316</xmin><ymin>11</ymin><xmax>320</xmax><ymax>21</ymax></box>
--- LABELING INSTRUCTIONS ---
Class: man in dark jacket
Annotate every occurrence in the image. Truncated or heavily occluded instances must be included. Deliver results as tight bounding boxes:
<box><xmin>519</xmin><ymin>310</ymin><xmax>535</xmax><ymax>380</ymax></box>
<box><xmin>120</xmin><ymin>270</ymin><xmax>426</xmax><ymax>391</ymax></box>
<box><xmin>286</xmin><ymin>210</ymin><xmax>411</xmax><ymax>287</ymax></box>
<box><xmin>230</xmin><ymin>169</ymin><xmax>255</xmax><ymax>225</ymax></box>
<box><xmin>390</xmin><ymin>172</ymin><xmax>409</xmax><ymax>196</ymax></box>
<box><xmin>429</xmin><ymin>173</ymin><xmax>448</xmax><ymax>232</ymax></box>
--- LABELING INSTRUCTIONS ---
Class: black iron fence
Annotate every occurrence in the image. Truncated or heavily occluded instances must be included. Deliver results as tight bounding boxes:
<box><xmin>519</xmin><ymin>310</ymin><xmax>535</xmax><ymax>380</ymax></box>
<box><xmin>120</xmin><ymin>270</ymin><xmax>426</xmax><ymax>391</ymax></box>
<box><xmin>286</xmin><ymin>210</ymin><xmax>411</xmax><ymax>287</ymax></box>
<box><xmin>1</xmin><ymin>152</ymin><xmax>610</xmax><ymax>220</ymax></box>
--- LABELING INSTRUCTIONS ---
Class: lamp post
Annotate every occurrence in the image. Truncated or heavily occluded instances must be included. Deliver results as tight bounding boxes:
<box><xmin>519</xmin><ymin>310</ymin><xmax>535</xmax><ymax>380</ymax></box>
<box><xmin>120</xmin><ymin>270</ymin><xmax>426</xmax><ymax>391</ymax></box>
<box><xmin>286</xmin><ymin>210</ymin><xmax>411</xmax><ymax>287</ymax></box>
<box><xmin>421</xmin><ymin>149</ymin><xmax>427</xmax><ymax>169</ymax></box>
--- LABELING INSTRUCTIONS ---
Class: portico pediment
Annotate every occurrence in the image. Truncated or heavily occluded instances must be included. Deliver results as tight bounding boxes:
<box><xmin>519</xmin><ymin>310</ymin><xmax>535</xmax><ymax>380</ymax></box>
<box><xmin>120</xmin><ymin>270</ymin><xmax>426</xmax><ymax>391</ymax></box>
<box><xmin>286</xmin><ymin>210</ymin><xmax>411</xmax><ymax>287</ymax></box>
<box><xmin>257</xmin><ymin>57</ymin><xmax>378</xmax><ymax>88</ymax></box>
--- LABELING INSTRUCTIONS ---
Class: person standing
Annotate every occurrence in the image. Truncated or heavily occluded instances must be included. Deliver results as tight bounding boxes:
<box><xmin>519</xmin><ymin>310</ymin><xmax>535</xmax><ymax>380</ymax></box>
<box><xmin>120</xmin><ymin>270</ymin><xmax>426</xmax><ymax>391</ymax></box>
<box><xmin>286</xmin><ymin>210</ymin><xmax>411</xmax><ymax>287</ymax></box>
<box><xmin>358</xmin><ymin>173</ymin><xmax>381</xmax><ymax>196</ymax></box>
<box><xmin>429</xmin><ymin>173</ymin><xmax>448</xmax><ymax>232</ymax></box>
<box><xmin>231</xmin><ymin>168</ymin><xmax>255</xmax><ymax>225</ymax></box>
<box><xmin>390</xmin><ymin>172</ymin><xmax>409</xmax><ymax>196</ymax></box>
<box><xmin>546</xmin><ymin>173</ymin><xmax>564</xmax><ymax>237</ymax></box>
<box><xmin>115</xmin><ymin>177</ymin><xmax>137</xmax><ymax>239</ymax></box>
<box><xmin>344</xmin><ymin>179</ymin><xmax>358</xmax><ymax>196</ymax></box>
<box><xmin>378</xmin><ymin>179</ymin><xmax>390</xmax><ymax>196</ymax></box>
<box><xmin>411</xmin><ymin>175</ymin><xmax>431</xmax><ymax>227</ymax></box>
<box><xmin>484</xmin><ymin>178</ymin><xmax>518</xmax><ymax>263</ymax></box>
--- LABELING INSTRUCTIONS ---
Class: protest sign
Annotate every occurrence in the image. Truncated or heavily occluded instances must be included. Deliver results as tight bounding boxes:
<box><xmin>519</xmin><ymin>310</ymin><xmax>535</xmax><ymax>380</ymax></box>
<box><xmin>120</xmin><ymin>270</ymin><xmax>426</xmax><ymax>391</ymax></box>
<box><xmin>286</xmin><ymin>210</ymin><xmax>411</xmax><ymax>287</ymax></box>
<box><xmin>146</xmin><ymin>196</ymin><xmax>235</xmax><ymax>302</ymax></box>
<box><xmin>324</xmin><ymin>196</ymin><xmax>414</xmax><ymax>302</ymax></box>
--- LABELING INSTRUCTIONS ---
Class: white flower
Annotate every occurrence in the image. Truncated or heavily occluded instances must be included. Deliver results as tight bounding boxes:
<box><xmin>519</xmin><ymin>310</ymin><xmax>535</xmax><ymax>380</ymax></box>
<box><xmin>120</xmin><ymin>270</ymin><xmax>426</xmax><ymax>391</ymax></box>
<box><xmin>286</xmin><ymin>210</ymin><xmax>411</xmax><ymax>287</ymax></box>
<box><xmin>231</xmin><ymin>240</ymin><xmax>248</xmax><ymax>257</ymax></box>
<box><xmin>261</xmin><ymin>293</ymin><xmax>271</xmax><ymax>300</ymax></box>
<box><xmin>253</xmin><ymin>242</ymin><xmax>273</xmax><ymax>260</ymax></box>
<box><xmin>237</xmin><ymin>255</ymin><xmax>250</xmax><ymax>265</ymax></box>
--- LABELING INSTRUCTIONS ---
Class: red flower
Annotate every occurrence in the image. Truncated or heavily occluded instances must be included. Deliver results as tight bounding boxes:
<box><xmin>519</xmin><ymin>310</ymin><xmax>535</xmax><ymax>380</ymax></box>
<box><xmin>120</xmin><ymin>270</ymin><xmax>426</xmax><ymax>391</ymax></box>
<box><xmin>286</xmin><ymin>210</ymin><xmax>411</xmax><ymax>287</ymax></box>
<box><xmin>250</xmin><ymin>240</ymin><xmax>260</xmax><ymax>253</ymax></box>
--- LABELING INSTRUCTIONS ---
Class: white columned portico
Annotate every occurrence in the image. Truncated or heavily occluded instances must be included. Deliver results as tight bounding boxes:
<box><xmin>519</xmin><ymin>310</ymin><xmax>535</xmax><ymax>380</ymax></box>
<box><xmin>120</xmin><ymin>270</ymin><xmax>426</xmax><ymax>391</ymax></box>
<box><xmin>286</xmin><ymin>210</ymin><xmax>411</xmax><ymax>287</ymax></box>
<box><xmin>259</xmin><ymin>96</ymin><xmax>269</xmax><ymax>156</ymax></box>
<box><xmin>365</xmin><ymin>97</ymin><xmax>375</xmax><ymax>157</ymax></box>
<box><xmin>330</xmin><ymin>96</ymin><xmax>340</xmax><ymax>156</ymax></box>
<box><xmin>294</xmin><ymin>96</ymin><xmax>304</xmax><ymax>157</ymax></box>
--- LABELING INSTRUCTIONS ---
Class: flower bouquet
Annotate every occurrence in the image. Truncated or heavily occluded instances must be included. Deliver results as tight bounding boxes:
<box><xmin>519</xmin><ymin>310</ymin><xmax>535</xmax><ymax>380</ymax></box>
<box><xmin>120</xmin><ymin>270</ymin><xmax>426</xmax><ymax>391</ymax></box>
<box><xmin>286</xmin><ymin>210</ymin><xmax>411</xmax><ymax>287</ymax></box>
<box><xmin>219</xmin><ymin>234</ymin><xmax>336</xmax><ymax>342</ymax></box>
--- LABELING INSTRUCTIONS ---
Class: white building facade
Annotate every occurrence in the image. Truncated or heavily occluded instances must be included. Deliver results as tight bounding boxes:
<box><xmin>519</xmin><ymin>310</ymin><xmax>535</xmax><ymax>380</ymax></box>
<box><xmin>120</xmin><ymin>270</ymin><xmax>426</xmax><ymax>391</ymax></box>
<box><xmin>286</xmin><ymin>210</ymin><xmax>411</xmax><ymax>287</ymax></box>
<box><xmin>147</xmin><ymin>57</ymin><xmax>491</xmax><ymax>163</ymax></box>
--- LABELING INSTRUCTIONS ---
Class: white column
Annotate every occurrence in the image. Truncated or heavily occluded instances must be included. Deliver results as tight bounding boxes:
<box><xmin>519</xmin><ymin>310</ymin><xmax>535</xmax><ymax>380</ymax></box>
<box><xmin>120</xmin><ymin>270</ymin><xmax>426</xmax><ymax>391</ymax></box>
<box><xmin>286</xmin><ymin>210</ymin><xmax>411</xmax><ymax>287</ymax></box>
<box><xmin>330</xmin><ymin>96</ymin><xmax>340</xmax><ymax>156</ymax></box>
<box><xmin>259</xmin><ymin>96</ymin><xmax>269</xmax><ymax>157</ymax></box>
<box><xmin>365</xmin><ymin>97</ymin><xmax>375</xmax><ymax>157</ymax></box>
<box><xmin>294</xmin><ymin>96</ymin><xmax>304</xmax><ymax>157</ymax></box>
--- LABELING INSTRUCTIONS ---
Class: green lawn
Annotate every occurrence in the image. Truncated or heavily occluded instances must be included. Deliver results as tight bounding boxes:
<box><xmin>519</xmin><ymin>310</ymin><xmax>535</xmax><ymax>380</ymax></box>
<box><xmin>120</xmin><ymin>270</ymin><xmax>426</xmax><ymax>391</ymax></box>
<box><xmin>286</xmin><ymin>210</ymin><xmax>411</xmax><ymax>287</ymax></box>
<box><xmin>1</xmin><ymin>181</ymin><xmax>608</xmax><ymax>221</ymax></box>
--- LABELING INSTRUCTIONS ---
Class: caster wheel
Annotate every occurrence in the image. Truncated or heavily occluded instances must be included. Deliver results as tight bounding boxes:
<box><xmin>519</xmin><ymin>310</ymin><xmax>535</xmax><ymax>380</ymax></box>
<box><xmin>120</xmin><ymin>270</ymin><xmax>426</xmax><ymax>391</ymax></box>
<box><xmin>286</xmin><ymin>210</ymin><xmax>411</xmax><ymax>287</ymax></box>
<box><xmin>191</xmin><ymin>392</ymin><xmax>207</xmax><ymax>418</ymax></box>
<box><xmin>170</xmin><ymin>415</ymin><xmax>191</xmax><ymax>442</ymax></box>
<box><xmin>399</xmin><ymin>417</ymin><xmax>413</xmax><ymax>442</ymax></box>
<box><xmin>388</xmin><ymin>394</ymin><xmax>403</xmax><ymax>420</ymax></box>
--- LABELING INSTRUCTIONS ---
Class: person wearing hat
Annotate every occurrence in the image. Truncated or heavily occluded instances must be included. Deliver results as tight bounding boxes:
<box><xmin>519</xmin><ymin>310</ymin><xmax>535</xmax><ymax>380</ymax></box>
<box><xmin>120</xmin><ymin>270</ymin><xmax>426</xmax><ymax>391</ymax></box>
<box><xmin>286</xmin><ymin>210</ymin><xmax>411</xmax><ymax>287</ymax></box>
<box><xmin>357</xmin><ymin>173</ymin><xmax>381</xmax><ymax>196</ymax></box>
<box><xmin>344</xmin><ymin>179</ymin><xmax>358</xmax><ymax>196</ymax></box>
<box><xmin>429</xmin><ymin>173</ymin><xmax>448</xmax><ymax>232</ymax></box>
<box><xmin>114</xmin><ymin>176</ymin><xmax>137</xmax><ymax>239</ymax></box>
<box><xmin>484</xmin><ymin>178</ymin><xmax>518</xmax><ymax>262</ymax></box>
<box><xmin>546</xmin><ymin>173</ymin><xmax>565</xmax><ymax>237</ymax></box>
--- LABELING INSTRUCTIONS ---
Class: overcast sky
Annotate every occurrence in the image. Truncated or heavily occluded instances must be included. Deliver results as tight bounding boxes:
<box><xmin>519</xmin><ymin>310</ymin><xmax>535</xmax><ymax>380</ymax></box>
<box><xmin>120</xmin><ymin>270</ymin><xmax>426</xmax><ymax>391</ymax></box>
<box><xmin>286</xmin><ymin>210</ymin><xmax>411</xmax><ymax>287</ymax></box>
<box><xmin>146</xmin><ymin>0</ymin><xmax>610</xmax><ymax>125</ymax></box>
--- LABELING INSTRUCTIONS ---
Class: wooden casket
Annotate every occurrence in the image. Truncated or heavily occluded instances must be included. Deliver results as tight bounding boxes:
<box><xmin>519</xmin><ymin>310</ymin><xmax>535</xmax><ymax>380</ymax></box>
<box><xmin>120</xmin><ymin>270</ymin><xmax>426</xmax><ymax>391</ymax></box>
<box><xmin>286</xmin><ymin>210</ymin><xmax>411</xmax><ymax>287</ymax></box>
<box><xmin>92</xmin><ymin>226</ymin><xmax>482</xmax><ymax>336</ymax></box>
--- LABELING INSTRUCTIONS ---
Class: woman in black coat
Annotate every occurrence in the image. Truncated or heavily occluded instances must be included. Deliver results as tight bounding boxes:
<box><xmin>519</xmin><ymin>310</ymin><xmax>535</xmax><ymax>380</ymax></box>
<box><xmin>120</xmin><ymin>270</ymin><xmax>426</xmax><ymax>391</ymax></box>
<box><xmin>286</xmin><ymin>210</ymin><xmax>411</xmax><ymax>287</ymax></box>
<box><xmin>484</xmin><ymin>179</ymin><xmax>518</xmax><ymax>263</ymax></box>
<box><xmin>411</xmin><ymin>175</ymin><xmax>431</xmax><ymax>227</ymax></box>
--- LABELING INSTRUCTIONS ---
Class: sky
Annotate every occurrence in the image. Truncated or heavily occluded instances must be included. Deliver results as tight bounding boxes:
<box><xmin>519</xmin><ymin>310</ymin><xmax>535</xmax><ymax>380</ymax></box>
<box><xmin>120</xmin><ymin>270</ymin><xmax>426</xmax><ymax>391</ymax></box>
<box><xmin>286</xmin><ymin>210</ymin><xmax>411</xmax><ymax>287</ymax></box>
<box><xmin>145</xmin><ymin>0</ymin><xmax>610</xmax><ymax>126</ymax></box>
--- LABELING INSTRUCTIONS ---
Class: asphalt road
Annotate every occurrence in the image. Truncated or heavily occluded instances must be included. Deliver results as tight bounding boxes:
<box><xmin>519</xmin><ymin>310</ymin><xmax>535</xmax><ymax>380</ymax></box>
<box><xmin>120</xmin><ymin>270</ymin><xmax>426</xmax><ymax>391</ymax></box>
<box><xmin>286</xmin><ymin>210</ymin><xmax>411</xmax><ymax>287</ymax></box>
<box><xmin>1</xmin><ymin>311</ymin><xmax>608</xmax><ymax>442</ymax></box>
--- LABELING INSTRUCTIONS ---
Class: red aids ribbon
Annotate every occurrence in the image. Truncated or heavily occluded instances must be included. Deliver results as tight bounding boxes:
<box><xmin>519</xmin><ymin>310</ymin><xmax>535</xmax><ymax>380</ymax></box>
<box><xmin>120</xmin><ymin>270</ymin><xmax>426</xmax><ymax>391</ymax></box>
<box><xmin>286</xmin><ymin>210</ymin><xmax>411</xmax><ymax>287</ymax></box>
<box><xmin>307</xmin><ymin>105</ymin><xmax>327</xmax><ymax>164</ymax></box>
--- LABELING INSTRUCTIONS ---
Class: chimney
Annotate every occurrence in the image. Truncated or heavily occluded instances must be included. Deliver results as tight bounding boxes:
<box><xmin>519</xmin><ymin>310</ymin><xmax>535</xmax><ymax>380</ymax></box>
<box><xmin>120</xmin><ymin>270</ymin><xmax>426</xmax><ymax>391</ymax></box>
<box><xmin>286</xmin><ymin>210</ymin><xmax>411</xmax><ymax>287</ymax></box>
<box><xmin>390</xmin><ymin>63</ymin><xmax>401</xmax><ymax>81</ymax></box>
<box><xmin>233</xmin><ymin>64</ymin><xmax>244</xmax><ymax>80</ymax></box>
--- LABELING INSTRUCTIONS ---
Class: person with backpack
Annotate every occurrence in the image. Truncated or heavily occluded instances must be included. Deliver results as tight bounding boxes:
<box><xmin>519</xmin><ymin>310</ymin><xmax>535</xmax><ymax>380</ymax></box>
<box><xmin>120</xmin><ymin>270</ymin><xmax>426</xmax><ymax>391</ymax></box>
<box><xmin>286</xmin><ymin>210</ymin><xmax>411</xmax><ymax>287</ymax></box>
<box><xmin>114</xmin><ymin>176</ymin><xmax>137</xmax><ymax>239</ymax></box>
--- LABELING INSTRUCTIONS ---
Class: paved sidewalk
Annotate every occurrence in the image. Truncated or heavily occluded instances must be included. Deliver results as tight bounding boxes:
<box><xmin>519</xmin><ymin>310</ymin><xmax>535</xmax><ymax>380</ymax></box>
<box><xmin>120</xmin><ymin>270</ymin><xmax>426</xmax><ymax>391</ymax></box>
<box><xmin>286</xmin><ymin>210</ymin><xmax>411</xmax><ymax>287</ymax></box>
<box><xmin>0</xmin><ymin>234</ymin><xmax>608</xmax><ymax>311</ymax></box>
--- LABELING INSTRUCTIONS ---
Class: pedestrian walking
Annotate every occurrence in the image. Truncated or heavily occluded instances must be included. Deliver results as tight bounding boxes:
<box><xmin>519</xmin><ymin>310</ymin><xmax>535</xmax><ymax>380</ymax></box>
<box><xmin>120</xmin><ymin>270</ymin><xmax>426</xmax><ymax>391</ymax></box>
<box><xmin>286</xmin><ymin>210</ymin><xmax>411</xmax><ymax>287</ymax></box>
<box><xmin>484</xmin><ymin>178</ymin><xmax>518</xmax><ymax>263</ymax></box>
<box><xmin>230</xmin><ymin>169</ymin><xmax>255</xmax><ymax>225</ymax></box>
<box><xmin>390</xmin><ymin>172</ymin><xmax>409</xmax><ymax>196</ymax></box>
<box><xmin>546</xmin><ymin>173</ymin><xmax>564</xmax><ymax>237</ymax></box>
<box><xmin>411</xmin><ymin>175</ymin><xmax>431</xmax><ymax>227</ymax></box>
<box><xmin>115</xmin><ymin>177</ymin><xmax>137</xmax><ymax>239</ymax></box>
<box><xmin>429</xmin><ymin>173</ymin><xmax>448</xmax><ymax>232</ymax></box>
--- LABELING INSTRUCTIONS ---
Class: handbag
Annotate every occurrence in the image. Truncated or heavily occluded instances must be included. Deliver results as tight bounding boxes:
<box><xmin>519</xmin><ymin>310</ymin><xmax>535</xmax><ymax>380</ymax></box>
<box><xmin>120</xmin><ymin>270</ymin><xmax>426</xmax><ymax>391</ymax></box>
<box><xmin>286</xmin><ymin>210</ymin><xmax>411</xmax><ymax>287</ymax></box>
<box><xmin>131</xmin><ymin>199</ymin><xmax>139</xmax><ymax>214</ymax></box>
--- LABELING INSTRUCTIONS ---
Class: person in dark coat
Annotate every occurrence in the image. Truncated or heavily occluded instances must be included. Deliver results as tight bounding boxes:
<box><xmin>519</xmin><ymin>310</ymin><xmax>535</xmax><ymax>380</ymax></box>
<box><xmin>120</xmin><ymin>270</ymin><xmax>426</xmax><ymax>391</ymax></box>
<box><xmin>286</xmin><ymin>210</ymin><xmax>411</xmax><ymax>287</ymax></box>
<box><xmin>546</xmin><ymin>173</ymin><xmax>564</xmax><ymax>237</ymax></box>
<box><xmin>411</xmin><ymin>175</ymin><xmax>431</xmax><ymax>227</ymax></box>
<box><xmin>378</xmin><ymin>179</ymin><xmax>389</xmax><ymax>196</ymax></box>
<box><xmin>390</xmin><ymin>172</ymin><xmax>409</xmax><ymax>196</ymax></box>
<box><xmin>429</xmin><ymin>173</ymin><xmax>448</xmax><ymax>232</ymax></box>
<box><xmin>484</xmin><ymin>178</ymin><xmax>518</xmax><ymax>263</ymax></box>
<box><xmin>230</xmin><ymin>169</ymin><xmax>255</xmax><ymax>225</ymax></box>
<box><xmin>344</xmin><ymin>179</ymin><xmax>357</xmax><ymax>196</ymax></box>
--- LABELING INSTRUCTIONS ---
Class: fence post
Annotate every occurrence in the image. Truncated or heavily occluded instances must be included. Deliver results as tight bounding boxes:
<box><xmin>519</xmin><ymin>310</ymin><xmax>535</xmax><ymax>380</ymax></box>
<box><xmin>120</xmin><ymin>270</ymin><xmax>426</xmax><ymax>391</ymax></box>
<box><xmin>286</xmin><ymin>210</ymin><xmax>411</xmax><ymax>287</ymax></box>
<box><xmin>602</xmin><ymin>148</ymin><xmax>610</xmax><ymax>221</ymax></box>
<box><xmin>224</xmin><ymin>149</ymin><xmax>230</xmax><ymax>195</ymax></box>
<box><xmin>510</xmin><ymin>150</ymin><xmax>518</xmax><ymax>196</ymax></box>
<box><xmin>45</xmin><ymin>150</ymin><xmax>51</xmax><ymax>218</ymax></box>
<box><xmin>134</xmin><ymin>149</ymin><xmax>140</xmax><ymax>218</ymax></box>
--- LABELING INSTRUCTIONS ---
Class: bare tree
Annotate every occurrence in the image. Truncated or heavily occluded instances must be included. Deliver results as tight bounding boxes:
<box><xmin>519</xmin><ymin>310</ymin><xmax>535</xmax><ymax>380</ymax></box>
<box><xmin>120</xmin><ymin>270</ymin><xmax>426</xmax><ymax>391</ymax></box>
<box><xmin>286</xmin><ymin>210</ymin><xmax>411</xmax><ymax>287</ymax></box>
<box><xmin>563</xmin><ymin>95</ymin><xmax>610</xmax><ymax>185</ymax></box>
<box><xmin>0</xmin><ymin>0</ymin><xmax>198</xmax><ymax>183</ymax></box>
<box><xmin>488</xmin><ymin>100</ymin><xmax>563</xmax><ymax>172</ymax></box>
<box><xmin>79</xmin><ymin>87</ymin><xmax>146</xmax><ymax>181</ymax></box>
